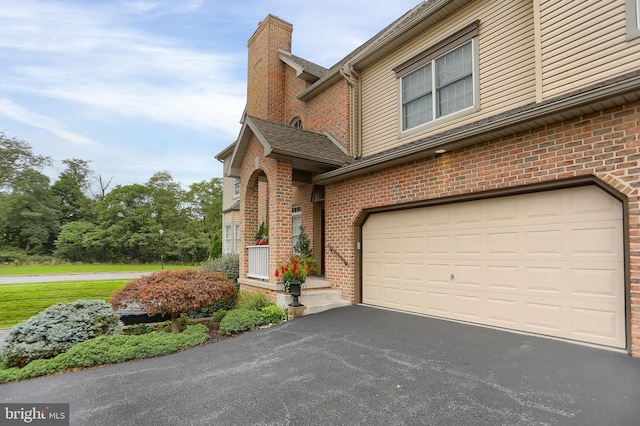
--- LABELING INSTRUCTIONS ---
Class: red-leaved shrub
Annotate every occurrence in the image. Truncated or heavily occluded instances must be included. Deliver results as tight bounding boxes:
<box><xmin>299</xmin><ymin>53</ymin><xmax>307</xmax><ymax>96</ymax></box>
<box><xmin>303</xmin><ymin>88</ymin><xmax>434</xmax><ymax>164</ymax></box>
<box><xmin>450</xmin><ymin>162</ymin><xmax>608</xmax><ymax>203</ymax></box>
<box><xmin>111</xmin><ymin>269</ymin><xmax>237</xmax><ymax>333</ymax></box>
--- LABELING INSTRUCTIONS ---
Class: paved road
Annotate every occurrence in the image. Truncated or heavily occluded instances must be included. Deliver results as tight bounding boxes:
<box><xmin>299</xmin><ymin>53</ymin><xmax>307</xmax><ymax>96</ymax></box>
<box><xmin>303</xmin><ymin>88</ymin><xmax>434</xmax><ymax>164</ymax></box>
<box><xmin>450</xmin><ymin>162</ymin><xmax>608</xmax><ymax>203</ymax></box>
<box><xmin>0</xmin><ymin>272</ymin><xmax>150</xmax><ymax>285</ymax></box>
<box><xmin>1</xmin><ymin>305</ymin><xmax>639</xmax><ymax>425</ymax></box>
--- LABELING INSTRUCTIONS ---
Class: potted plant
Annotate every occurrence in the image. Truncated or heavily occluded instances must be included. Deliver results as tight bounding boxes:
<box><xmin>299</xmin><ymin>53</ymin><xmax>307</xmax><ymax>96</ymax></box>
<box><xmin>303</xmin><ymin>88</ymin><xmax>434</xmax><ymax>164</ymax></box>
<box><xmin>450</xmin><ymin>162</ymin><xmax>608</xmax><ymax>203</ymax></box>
<box><xmin>275</xmin><ymin>255</ymin><xmax>310</xmax><ymax>307</ymax></box>
<box><xmin>255</xmin><ymin>221</ymin><xmax>268</xmax><ymax>245</ymax></box>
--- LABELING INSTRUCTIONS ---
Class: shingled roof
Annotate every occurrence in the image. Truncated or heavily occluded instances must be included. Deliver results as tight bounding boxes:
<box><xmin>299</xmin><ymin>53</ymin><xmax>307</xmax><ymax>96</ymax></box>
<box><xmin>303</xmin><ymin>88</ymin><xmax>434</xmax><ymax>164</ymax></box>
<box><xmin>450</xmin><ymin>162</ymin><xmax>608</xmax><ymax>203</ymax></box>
<box><xmin>279</xmin><ymin>49</ymin><xmax>329</xmax><ymax>82</ymax></box>
<box><xmin>226</xmin><ymin>115</ymin><xmax>353</xmax><ymax>177</ymax></box>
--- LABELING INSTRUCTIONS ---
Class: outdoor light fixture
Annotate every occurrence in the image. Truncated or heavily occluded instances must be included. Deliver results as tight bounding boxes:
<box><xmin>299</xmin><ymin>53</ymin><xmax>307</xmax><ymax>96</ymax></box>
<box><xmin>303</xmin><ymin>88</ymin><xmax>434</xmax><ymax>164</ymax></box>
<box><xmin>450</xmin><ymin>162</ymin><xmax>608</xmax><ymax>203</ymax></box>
<box><xmin>435</xmin><ymin>149</ymin><xmax>447</xmax><ymax>154</ymax></box>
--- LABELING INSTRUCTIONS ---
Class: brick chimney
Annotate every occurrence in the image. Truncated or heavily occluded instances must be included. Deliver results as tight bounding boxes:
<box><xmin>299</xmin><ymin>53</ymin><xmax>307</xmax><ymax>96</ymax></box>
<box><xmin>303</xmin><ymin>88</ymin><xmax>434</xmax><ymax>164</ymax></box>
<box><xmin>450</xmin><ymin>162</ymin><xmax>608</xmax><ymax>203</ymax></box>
<box><xmin>246</xmin><ymin>14</ymin><xmax>292</xmax><ymax>123</ymax></box>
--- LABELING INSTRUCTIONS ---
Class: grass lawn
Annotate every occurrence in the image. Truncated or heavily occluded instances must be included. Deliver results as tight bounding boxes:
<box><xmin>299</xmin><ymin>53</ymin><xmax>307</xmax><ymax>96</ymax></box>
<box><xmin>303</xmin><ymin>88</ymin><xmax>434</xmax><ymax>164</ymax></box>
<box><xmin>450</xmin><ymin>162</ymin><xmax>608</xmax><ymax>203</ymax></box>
<box><xmin>0</xmin><ymin>280</ymin><xmax>129</xmax><ymax>328</ymax></box>
<box><xmin>0</xmin><ymin>263</ymin><xmax>193</xmax><ymax>276</ymax></box>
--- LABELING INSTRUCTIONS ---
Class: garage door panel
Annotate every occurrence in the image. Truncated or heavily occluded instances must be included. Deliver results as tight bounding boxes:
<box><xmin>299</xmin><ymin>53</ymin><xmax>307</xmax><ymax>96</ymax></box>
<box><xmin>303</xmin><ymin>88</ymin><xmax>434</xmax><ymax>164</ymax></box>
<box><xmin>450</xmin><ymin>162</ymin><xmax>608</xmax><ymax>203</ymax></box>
<box><xmin>427</xmin><ymin>205</ymin><xmax>453</xmax><ymax>227</ymax></box>
<box><xmin>522</xmin><ymin>265</ymin><xmax>566</xmax><ymax>295</ymax></box>
<box><xmin>572</xmin><ymin>266</ymin><xmax>621</xmax><ymax>295</ymax></box>
<box><xmin>425</xmin><ymin>290</ymin><xmax>452</xmax><ymax>315</ymax></box>
<box><xmin>404</xmin><ymin>236</ymin><xmax>424</xmax><ymax>255</ymax></box>
<box><xmin>453</xmin><ymin>292</ymin><xmax>483</xmax><ymax>321</ymax></box>
<box><xmin>522</xmin><ymin>228</ymin><xmax>565</xmax><ymax>256</ymax></box>
<box><xmin>404</xmin><ymin>262</ymin><xmax>425</xmax><ymax>282</ymax></box>
<box><xmin>522</xmin><ymin>191</ymin><xmax>564</xmax><ymax>220</ymax></box>
<box><xmin>383</xmin><ymin>237</ymin><xmax>402</xmax><ymax>255</ymax></box>
<box><xmin>454</xmin><ymin>232</ymin><xmax>483</xmax><ymax>255</ymax></box>
<box><xmin>362</xmin><ymin>185</ymin><xmax>626</xmax><ymax>349</ymax></box>
<box><xmin>485</xmin><ymin>297</ymin><xmax>520</xmax><ymax>327</ymax></box>
<box><xmin>382</xmin><ymin>262</ymin><xmax>402</xmax><ymax>280</ymax></box>
<box><xmin>486</xmin><ymin>265</ymin><xmax>520</xmax><ymax>291</ymax></box>
<box><xmin>427</xmin><ymin>234</ymin><xmax>452</xmax><ymax>254</ymax></box>
<box><xmin>486</xmin><ymin>231</ymin><xmax>519</xmax><ymax>255</ymax></box>
<box><xmin>521</xmin><ymin>301</ymin><xmax>565</xmax><ymax>333</ymax></box>
<box><xmin>455</xmin><ymin>264</ymin><xmax>483</xmax><ymax>289</ymax></box>
<box><xmin>570</xmin><ymin>185</ymin><xmax>621</xmax><ymax>218</ymax></box>
<box><xmin>487</xmin><ymin>197</ymin><xmax>519</xmax><ymax>223</ymax></box>
<box><xmin>572</xmin><ymin>307</ymin><xmax>621</xmax><ymax>344</ymax></box>
<box><xmin>570</xmin><ymin>224</ymin><xmax>621</xmax><ymax>258</ymax></box>
<box><xmin>454</xmin><ymin>203</ymin><xmax>484</xmax><ymax>226</ymax></box>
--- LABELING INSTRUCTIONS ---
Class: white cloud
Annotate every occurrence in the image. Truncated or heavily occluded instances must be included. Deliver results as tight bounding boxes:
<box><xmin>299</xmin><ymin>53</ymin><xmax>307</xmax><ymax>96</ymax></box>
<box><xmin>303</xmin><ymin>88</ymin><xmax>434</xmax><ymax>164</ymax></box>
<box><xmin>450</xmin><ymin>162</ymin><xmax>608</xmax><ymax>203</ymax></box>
<box><xmin>0</xmin><ymin>0</ymin><xmax>245</xmax><ymax>138</ymax></box>
<box><xmin>0</xmin><ymin>99</ymin><xmax>98</xmax><ymax>147</ymax></box>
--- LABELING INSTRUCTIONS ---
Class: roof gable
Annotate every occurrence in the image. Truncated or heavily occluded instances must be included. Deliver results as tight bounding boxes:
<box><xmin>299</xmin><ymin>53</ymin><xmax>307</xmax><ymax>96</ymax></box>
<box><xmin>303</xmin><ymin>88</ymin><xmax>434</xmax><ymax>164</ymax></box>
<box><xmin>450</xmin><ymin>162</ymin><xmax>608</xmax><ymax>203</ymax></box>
<box><xmin>226</xmin><ymin>115</ymin><xmax>353</xmax><ymax>177</ymax></box>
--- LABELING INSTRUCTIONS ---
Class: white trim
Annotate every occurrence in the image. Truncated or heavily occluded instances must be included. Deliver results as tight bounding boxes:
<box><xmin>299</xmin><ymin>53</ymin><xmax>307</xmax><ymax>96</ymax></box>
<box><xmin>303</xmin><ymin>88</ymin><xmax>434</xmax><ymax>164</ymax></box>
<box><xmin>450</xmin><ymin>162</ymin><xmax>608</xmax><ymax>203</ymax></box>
<box><xmin>626</xmin><ymin>0</ymin><xmax>640</xmax><ymax>40</ymax></box>
<box><xmin>232</xmin><ymin>178</ymin><xmax>240</xmax><ymax>199</ymax></box>
<box><xmin>234</xmin><ymin>224</ymin><xmax>240</xmax><ymax>254</ymax></box>
<box><xmin>224</xmin><ymin>225</ymin><xmax>231</xmax><ymax>255</ymax></box>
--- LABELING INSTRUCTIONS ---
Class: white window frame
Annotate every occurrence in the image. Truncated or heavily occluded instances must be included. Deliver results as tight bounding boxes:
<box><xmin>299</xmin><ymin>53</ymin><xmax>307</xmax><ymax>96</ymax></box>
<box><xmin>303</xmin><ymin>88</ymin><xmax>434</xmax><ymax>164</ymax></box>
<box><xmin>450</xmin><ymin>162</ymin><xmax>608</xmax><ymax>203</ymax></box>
<box><xmin>395</xmin><ymin>21</ymin><xmax>480</xmax><ymax>137</ymax></box>
<box><xmin>234</xmin><ymin>224</ymin><xmax>240</xmax><ymax>254</ymax></box>
<box><xmin>224</xmin><ymin>225</ymin><xmax>231</xmax><ymax>254</ymax></box>
<box><xmin>292</xmin><ymin>207</ymin><xmax>302</xmax><ymax>253</ymax></box>
<box><xmin>232</xmin><ymin>178</ymin><xmax>240</xmax><ymax>198</ymax></box>
<box><xmin>627</xmin><ymin>0</ymin><xmax>640</xmax><ymax>40</ymax></box>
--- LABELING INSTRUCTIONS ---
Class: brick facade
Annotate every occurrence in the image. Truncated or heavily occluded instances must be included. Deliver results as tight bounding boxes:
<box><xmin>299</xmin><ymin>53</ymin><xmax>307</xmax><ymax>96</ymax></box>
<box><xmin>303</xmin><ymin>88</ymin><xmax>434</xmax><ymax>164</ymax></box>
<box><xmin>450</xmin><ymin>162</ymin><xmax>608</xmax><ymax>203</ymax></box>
<box><xmin>324</xmin><ymin>101</ymin><xmax>640</xmax><ymax>356</ymax></box>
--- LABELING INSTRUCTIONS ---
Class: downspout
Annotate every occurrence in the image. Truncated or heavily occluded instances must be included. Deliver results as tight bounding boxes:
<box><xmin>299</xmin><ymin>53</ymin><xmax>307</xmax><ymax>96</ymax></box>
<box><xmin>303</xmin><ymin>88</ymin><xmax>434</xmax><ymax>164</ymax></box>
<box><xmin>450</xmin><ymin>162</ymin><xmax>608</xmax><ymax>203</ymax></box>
<box><xmin>340</xmin><ymin>64</ymin><xmax>362</xmax><ymax>159</ymax></box>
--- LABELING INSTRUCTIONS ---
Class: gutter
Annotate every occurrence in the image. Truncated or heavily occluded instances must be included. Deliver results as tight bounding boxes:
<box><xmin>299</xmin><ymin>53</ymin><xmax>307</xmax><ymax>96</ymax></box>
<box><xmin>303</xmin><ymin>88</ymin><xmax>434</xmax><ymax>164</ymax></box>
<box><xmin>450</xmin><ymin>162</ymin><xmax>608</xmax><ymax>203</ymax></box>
<box><xmin>314</xmin><ymin>73</ymin><xmax>640</xmax><ymax>185</ymax></box>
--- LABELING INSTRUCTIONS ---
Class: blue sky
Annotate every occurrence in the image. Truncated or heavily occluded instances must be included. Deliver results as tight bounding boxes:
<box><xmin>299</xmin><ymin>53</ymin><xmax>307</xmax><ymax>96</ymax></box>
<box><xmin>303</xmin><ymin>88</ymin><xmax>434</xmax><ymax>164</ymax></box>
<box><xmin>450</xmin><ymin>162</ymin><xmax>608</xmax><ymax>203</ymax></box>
<box><xmin>0</xmin><ymin>0</ymin><xmax>420</xmax><ymax>190</ymax></box>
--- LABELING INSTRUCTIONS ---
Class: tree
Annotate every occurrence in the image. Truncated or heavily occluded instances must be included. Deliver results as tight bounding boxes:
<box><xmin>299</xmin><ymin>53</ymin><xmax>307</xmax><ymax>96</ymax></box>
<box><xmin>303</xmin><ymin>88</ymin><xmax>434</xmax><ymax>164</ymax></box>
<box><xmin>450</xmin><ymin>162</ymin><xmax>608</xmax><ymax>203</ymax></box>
<box><xmin>185</xmin><ymin>178</ymin><xmax>222</xmax><ymax>257</ymax></box>
<box><xmin>110</xmin><ymin>269</ymin><xmax>237</xmax><ymax>333</ymax></box>
<box><xmin>147</xmin><ymin>171</ymin><xmax>187</xmax><ymax>229</ymax></box>
<box><xmin>1</xmin><ymin>169</ymin><xmax>61</xmax><ymax>254</ymax></box>
<box><xmin>54</xmin><ymin>221</ymin><xmax>97</xmax><ymax>261</ymax></box>
<box><xmin>0</xmin><ymin>132</ymin><xmax>51</xmax><ymax>192</ymax></box>
<box><xmin>96</xmin><ymin>184</ymin><xmax>154</xmax><ymax>262</ymax></box>
<box><xmin>51</xmin><ymin>159</ymin><xmax>97</xmax><ymax>224</ymax></box>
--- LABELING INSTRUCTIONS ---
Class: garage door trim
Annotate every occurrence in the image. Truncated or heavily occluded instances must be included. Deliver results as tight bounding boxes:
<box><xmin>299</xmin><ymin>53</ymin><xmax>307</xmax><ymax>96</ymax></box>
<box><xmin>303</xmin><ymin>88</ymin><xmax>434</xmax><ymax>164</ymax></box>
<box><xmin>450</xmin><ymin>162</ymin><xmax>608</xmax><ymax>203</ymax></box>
<box><xmin>354</xmin><ymin>175</ymin><xmax>630</xmax><ymax>351</ymax></box>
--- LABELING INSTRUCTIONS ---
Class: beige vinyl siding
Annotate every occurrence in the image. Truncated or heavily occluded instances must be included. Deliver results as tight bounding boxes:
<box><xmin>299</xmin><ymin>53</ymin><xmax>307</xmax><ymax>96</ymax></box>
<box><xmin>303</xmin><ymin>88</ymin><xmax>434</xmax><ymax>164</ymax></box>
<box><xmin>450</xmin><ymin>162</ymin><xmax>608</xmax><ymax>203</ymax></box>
<box><xmin>540</xmin><ymin>0</ymin><xmax>640</xmax><ymax>99</ymax></box>
<box><xmin>360</xmin><ymin>0</ymin><xmax>535</xmax><ymax>157</ymax></box>
<box><xmin>222</xmin><ymin>176</ymin><xmax>235</xmax><ymax>210</ymax></box>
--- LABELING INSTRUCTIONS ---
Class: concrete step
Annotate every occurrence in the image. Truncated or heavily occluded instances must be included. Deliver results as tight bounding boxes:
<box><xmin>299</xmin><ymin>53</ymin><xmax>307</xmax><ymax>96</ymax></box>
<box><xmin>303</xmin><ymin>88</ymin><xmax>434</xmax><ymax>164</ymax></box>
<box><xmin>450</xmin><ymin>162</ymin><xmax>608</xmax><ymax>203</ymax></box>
<box><xmin>276</xmin><ymin>289</ymin><xmax>351</xmax><ymax>315</ymax></box>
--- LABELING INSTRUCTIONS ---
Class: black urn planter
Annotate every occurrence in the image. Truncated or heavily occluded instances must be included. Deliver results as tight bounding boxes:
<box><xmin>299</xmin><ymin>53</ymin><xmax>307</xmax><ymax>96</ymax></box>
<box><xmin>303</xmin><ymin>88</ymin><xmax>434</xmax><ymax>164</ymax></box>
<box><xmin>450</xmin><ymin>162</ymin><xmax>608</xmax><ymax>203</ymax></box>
<box><xmin>287</xmin><ymin>281</ymin><xmax>304</xmax><ymax>307</ymax></box>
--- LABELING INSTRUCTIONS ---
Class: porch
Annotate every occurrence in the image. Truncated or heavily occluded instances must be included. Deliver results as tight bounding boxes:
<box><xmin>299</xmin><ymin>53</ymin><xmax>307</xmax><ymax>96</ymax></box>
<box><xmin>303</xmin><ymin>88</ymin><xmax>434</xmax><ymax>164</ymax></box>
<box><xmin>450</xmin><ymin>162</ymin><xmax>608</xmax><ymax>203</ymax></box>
<box><xmin>242</xmin><ymin>244</ymin><xmax>350</xmax><ymax>315</ymax></box>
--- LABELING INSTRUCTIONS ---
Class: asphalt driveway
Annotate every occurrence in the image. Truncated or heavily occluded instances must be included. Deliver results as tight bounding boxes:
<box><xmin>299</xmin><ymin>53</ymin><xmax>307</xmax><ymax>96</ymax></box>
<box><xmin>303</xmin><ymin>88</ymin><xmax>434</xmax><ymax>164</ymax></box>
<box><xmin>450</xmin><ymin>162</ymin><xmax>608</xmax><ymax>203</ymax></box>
<box><xmin>1</xmin><ymin>305</ymin><xmax>639</xmax><ymax>425</ymax></box>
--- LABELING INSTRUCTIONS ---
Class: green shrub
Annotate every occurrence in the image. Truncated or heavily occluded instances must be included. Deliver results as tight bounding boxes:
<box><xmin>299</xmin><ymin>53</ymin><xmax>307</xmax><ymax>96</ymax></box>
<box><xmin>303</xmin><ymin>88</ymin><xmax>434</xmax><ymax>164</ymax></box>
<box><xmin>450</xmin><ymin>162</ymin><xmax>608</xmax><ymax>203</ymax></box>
<box><xmin>200</xmin><ymin>254</ymin><xmax>239</xmax><ymax>283</ymax></box>
<box><xmin>260</xmin><ymin>305</ymin><xmax>285</xmax><ymax>324</ymax></box>
<box><xmin>124</xmin><ymin>323</ymin><xmax>154</xmax><ymax>335</ymax></box>
<box><xmin>0</xmin><ymin>300</ymin><xmax>122</xmax><ymax>367</ymax></box>
<box><xmin>0</xmin><ymin>248</ymin><xmax>26</xmax><ymax>264</ymax></box>
<box><xmin>0</xmin><ymin>325</ymin><xmax>208</xmax><ymax>385</ymax></box>
<box><xmin>218</xmin><ymin>309</ymin><xmax>263</xmax><ymax>335</ymax></box>
<box><xmin>186</xmin><ymin>295</ymin><xmax>236</xmax><ymax>319</ymax></box>
<box><xmin>211</xmin><ymin>309</ymin><xmax>228</xmax><ymax>324</ymax></box>
<box><xmin>236</xmin><ymin>290</ymin><xmax>273</xmax><ymax>311</ymax></box>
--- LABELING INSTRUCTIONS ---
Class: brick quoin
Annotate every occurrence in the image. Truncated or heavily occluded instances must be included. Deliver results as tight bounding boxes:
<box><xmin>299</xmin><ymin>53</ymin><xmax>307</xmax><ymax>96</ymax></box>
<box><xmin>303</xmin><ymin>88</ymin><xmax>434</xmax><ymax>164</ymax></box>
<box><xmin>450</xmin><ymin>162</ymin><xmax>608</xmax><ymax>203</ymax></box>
<box><xmin>324</xmin><ymin>101</ymin><xmax>640</xmax><ymax>356</ymax></box>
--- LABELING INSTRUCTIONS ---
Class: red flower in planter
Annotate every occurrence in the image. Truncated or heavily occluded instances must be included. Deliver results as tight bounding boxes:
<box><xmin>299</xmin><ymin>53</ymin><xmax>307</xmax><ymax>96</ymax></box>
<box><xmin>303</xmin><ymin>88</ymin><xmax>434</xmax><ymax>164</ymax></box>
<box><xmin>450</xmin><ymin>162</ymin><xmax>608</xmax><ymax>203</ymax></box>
<box><xmin>275</xmin><ymin>255</ymin><xmax>309</xmax><ymax>284</ymax></box>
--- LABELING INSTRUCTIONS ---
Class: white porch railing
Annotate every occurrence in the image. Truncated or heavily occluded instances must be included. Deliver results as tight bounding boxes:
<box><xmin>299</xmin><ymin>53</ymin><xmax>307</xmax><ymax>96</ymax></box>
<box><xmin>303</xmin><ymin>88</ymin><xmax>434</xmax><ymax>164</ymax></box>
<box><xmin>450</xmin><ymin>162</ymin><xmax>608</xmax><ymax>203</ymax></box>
<box><xmin>247</xmin><ymin>245</ymin><xmax>270</xmax><ymax>279</ymax></box>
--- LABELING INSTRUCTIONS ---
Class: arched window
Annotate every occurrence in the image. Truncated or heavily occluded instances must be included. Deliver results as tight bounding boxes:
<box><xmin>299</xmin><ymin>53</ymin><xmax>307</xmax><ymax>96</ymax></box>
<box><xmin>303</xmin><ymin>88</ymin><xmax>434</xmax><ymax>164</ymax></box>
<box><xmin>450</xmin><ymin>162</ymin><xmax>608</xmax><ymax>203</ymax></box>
<box><xmin>290</xmin><ymin>117</ymin><xmax>302</xmax><ymax>129</ymax></box>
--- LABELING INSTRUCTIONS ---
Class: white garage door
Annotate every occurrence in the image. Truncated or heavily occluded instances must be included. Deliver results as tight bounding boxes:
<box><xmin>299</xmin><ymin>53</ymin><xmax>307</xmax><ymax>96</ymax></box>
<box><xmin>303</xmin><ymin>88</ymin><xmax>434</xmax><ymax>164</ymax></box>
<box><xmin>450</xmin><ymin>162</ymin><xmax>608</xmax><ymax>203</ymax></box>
<box><xmin>362</xmin><ymin>185</ymin><xmax>626</xmax><ymax>349</ymax></box>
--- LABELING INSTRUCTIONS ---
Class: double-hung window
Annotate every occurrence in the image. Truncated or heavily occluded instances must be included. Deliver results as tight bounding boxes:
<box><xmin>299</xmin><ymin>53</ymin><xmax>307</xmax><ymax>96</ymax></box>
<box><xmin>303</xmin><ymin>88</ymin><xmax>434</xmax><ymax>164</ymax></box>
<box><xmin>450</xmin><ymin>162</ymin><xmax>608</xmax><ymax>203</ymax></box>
<box><xmin>234</xmin><ymin>224</ymin><xmax>240</xmax><ymax>254</ymax></box>
<box><xmin>224</xmin><ymin>225</ymin><xmax>231</xmax><ymax>254</ymax></box>
<box><xmin>396</xmin><ymin>21</ymin><xmax>479</xmax><ymax>132</ymax></box>
<box><xmin>233</xmin><ymin>178</ymin><xmax>240</xmax><ymax>198</ymax></box>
